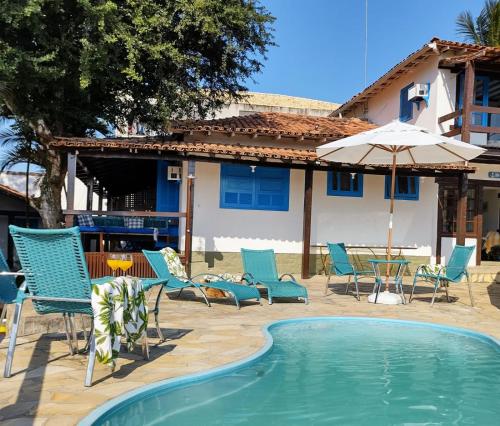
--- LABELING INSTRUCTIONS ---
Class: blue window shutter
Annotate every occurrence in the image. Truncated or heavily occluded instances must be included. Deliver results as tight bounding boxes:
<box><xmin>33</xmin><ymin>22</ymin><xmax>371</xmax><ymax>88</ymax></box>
<box><xmin>399</xmin><ymin>83</ymin><xmax>414</xmax><ymax>122</ymax></box>
<box><xmin>220</xmin><ymin>164</ymin><xmax>290</xmax><ymax>211</ymax></box>
<box><xmin>327</xmin><ymin>171</ymin><xmax>363</xmax><ymax>197</ymax></box>
<box><xmin>385</xmin><ymin>176</ymin><xmax>419</xmax><ymax>201</ymax></box>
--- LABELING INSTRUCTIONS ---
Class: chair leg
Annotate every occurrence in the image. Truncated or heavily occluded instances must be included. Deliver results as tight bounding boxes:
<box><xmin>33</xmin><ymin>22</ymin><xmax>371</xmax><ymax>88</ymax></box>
<box><xmin>409</xmin><ymin>276</ymin><xmax>418</xmax><ymax>303</ymax></box>
<box><xmin>81</xmin><ymin>314</ymin><xmax>88</xmax><ymax>343</ymax></box>
<box><xmin>345</xmin><ymin>275</ymin><xmax>351</xmax><ymax>295</ymax></box>
<box><xmin>84</xmin><ymin>332</ymin><xmax>96</xmax><ymax>387</ymax></box>
<box><xmin>466</xmin><ymin>275</ymin><xmax>474</xmax><ymax>307</ymax></box>
<box><xmin>63</xmin><ymin>313</ymin><xmax>75</xmax><ymax>355</ymax></box>
<box><xmin>431</xmin><ymin>282</ymin><xmax>439</xmax><ymax>306</ymax></box>
<box><xmin>4</xmin><ymin>303</ymin><xmax>22</xmax><ymax>378</ymax></box>
<box><xmin>69</xmin><ymin>314</ymin><xmax>79</xmax><ymax>353</ymax></box>
<box><xmin>231</xmin><ymin>293</ymin><xmax>240</xmax><ymax>310</ymax></box>
<box><xmin>443</xmin><ymin>283</ymin><xmax>450</xmax><ymax>303</ymax></box>
<box><xmin>353</xmin><ymin>276</ymin><xmax>360</xmax><ymax>301</ymax></box>
<box><xmin>198</xmin><ymin>287</ymin><xmax>211</xmax><ymax>307</ymax></box>
<box><xmin>154</xmin><ymin>286</ymin><xmax>165</xmax><ymax>341</ymax></box>
<box><xmin>374</xmin><ymin>280</ymin><xmax>382</xmax><ymax>304</ymax></box>
<box><xmin>171</xmin><ymin>287</ymin><xmax>184</xmax><ymax>299</ymax></box>
<box><xmin>142</xmin><ymin>333</ymin><xmax>149</xmax><ymax>360</ymax></box>
<box><xmin>324</xmin><ymin>273</ymin><xmax>331</xmax><ymax>296</ymax></box>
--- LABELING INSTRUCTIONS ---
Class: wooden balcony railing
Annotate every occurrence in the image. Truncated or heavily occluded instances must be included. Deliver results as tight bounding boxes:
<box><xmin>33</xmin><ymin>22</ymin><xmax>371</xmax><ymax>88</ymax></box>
<box><xmin>439</xmin><ymin>105</ymin><xmax>500</xmax><ymax>139</ymax></box>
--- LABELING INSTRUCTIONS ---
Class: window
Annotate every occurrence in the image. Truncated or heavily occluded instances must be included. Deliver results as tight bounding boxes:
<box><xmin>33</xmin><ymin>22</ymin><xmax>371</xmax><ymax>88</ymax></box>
<box><xmin>220</xmin><ymin>164</ymin><xmax>290</xmax><ymax>211</ymax></box>
<box><xmin>399</xmin><ymin>83</ymin><xmax>414</xmax><ymax>122</ymax></box>
<box><xmin>384</xmin><ymin>176</ymin><xmax>419</xmax><ymax>201</ymax></box>
<box><xmin>440</xmin><ymin>187</ymin><xmax>476</xmax><ymax>235</ymax></box>
<box><xmin>327</xmin><ymin>172</ymin><xmax>363</xmax><ymax>197</ymax></box>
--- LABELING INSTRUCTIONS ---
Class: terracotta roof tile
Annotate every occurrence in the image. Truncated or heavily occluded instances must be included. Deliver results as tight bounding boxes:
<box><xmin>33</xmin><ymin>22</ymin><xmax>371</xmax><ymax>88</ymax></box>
<box><xmin>170</xmin><ymin>112</ymin><xmax>376</xmax><ymax>139</ymax></box>
<box><xmin>0</xmin><ymin>183</ymin><xmax>26</xmax><ymax>201</ymax></box>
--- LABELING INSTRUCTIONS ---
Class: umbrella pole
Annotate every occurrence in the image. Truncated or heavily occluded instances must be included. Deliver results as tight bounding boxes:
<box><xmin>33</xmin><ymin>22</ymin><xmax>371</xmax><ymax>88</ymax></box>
<box><xmin>385</xmin><ymin>153</ymin><xmax>397</xmax><ymax>291</ymax></box>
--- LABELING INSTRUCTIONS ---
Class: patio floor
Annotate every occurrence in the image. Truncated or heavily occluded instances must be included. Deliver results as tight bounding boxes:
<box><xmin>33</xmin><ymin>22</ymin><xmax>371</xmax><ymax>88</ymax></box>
<box><xmin>1</xmin><ymin>275</ymin><xmax>500</xmax><ymax>425</ymax></box>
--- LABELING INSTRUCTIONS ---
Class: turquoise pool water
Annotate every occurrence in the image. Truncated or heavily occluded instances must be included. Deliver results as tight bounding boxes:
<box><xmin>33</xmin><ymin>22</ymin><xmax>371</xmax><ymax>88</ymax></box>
<box><xmin>84</xmin><ymin>318</ymin><xmax>500</xmax><ymax>425</ymax></box>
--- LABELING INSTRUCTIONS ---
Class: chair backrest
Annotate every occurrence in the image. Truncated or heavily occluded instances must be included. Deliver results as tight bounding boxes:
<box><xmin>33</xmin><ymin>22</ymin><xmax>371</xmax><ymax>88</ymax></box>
<box><xmin>9</xmin><ymin>226</ymin><xmax>92</xmax><ymax>315</ymax></box>
<box><xmin>142</xmin><ymin>250</ymin><xmax>175</xmax><ymax>280</ymax></box>
<box><xmin>0</xmin><ymin>249</ymin><xmax>19</xmax><ymax>304</ymax></box>
<box><xmin>327</xmin><ymin>243</ymin><xmax>354</xmax><ymax>276</ymax></box>
<box><xmin>241</xmin><ymin>249</ymin><xmax>279</xmax><ymax>282</ymax></box>
<box><xmin>445</xmin><ymin>245</ymin><xmax>475</xmax><ymax>282</ymax></box>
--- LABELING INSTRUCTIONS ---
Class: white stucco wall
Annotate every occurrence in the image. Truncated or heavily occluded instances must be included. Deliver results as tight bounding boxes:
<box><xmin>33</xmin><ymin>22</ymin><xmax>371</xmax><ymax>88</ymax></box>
<box><xmin>180</xmin><ymin>162</ymin><xmax>437</xmax><ymax>259</ymax></box>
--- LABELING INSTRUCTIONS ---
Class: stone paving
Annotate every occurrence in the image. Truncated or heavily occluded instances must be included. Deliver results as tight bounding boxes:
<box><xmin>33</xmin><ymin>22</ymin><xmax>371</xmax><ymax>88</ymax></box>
<box><xmin>1</xmin><ymin>275</ymin><xmax>500</xmax><ymax>425</ymax></box>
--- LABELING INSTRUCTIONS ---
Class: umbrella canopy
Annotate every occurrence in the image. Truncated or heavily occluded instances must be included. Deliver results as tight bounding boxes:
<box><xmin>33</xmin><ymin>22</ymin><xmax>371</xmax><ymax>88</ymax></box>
<box><xmin>316</xmin><ymin>120</ymin><xmax>485</xmax><ymax>165</ymax></box>
<box><xmin>316</xmin><ymin>120</ymin><xmax>486</xmax><ymax>304</ymax></box>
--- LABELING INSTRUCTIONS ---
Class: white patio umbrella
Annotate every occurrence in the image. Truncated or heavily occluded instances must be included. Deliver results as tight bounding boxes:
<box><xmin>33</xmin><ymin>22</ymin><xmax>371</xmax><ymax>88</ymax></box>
<box><xmin>316</xmin><ymin>120</ymin><xmax>486</xmax><ymax>304</ymax></box>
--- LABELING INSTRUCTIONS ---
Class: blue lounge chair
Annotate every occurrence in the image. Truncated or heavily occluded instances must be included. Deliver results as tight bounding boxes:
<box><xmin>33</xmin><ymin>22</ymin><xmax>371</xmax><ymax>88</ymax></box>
<box><xmin>409</xmin><ymin>245</ymin><xmax>475</xmax><ymax>306</ymax></box>
<box><xmin>6</xmin><ymin>226</ymin><xmax>150</xmax><ymax>387</ymax></box>
<box><xmin>325</xmin><ymin>242</ymin><xmax>374</xmax><ymax>300</ymax></box>
<box><xmin>240</xmin><ymin>248</ymin><xmax>308</xmax><ymax>304</ymax></box>
<box><xmin>142</xmin><ymin>250</ymin><xmax>260</xmax><ymax>320</ymax></box>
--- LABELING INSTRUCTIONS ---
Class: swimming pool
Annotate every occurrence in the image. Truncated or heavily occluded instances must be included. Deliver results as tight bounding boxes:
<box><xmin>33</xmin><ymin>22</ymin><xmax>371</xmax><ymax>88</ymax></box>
<box><xmin>81</xmin><ymin>317</ymin><xmax>500</xmax><ymax>425</ymax></box>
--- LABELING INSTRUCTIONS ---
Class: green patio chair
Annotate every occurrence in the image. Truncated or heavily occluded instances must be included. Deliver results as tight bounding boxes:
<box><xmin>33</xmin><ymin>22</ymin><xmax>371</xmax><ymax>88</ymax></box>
<box><xmin>409</xmin><ymin>245</ymin><xmax>475</xmax><ymax>306</ymax></box>
<box><xmin>325</xmin><ymin>242</ymin><xmax>374</xmax><ymax>300</ymax></box>
<box><xmin>143</xmin><ymin>249</ymin><xmax>260</xmax><ymax>324</ymax></box>
<box><xmin>240</xmin><ymin>248</ymin><xmax>308</xmax><ymax>304</ymax></box>
<box><xmin>6</xmin><ymin>226</ymin><xmax>149</xmax><ymax>387</ymax></box>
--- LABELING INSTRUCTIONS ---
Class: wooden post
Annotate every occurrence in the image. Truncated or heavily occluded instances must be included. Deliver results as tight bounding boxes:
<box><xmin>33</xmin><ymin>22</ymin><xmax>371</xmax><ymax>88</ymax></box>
<box><xmin>98</xmin><ymin>187</ymin><xmax>103</xmax><ymax>211</ymax></box>
<box><xmin>184</xmin><ymin>160</ymin><xmax>195</xmax><ymax>277</ymax></box>
<box><xmin>65</xmin><ymin>152</ymin><xmax>77</xmax><ymax>227</ymax></box>
<box><xmin>86</xmin><ymin>179</ymin><xmax>94</xmax><ymax>211</ymax></box>
<box><xmin>461</xmin><ymin>60</ymin><xmax>475</xmax><ymax>143</ymax></box>
<box><xmin>301</xmin><ymin>167</ymin><xmax>314</xmax><ymax>279</ymax></box>
<box><xmin>456</xmin><ymin>172</ymin><xmax>468</xmax><ymax>246</ymax></box>
<box><xmin>436</xmin><ymin>183</ymin><xmax>443</xmax><ymax>264</ymax></box>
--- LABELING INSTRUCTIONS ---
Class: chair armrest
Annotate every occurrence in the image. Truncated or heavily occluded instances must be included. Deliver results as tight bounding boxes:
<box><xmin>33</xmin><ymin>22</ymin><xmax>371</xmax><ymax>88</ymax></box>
<box><xmin>241</xmin><ymin>272</ymin><xmax>256</xmax><ymax>285</ymax></box>
<box><xmin>0</xmin><ymin>271</ymin><xmax>24</xmax><ymax>277</ymax></box>
<box><xmin>279</xmin><ymin>273</ymin><xmax>296</xmax><ymax>282</ymax></box>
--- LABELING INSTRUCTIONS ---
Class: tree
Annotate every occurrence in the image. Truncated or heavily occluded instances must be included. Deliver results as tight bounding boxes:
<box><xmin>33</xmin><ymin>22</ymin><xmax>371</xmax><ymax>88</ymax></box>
<box><xmin>0</xmin><ymin>0</ymin><xmax>274</xmax><ymax>227</ymax></box>
<box><xmin>456</xmin><ymin>0</ymin><xmax>500</xmax><ymax>46</ymax></box>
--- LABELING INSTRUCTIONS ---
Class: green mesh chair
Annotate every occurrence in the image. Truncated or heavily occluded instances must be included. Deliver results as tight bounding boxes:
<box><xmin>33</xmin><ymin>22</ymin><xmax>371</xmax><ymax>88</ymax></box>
<box><xmin>325</xmin><ymin>243</ymin><xmax>374</xmax><ymax>300</ymax></box>
<box><xmin>143</xmin><ymin>249</ymin><xmax>260</xmax><ymax>331</ymax></box>
<box><xmin>5</xmin><ymin>226</ymin><xmax>149</xmax><ymax>387</ymax></box>
<box><xmin>240</xmin><ymin>248</ymin><xmax>308</xmax><ymax>304</ymax></box>
<box><xmin>0</xmin><ymin>249</ymin><xmax>23</xmax><ymax>328</ymax></box>
<box><xmin>410</xmin><ymin>245</ymin><xmax>475</xmax><ymax>306</ymax></box>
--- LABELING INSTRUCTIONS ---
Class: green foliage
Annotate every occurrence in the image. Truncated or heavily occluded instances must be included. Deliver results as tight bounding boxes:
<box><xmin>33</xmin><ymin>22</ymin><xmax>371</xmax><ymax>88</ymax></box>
<box><xmin>456</xmin><ymin>0</ymin><xmax>500</xmax><ymax>46</ymax></box>
<box><xmin>0</xmin><ymin>0</ymin><xmax>275</xmax><ymax>137</ymax></box>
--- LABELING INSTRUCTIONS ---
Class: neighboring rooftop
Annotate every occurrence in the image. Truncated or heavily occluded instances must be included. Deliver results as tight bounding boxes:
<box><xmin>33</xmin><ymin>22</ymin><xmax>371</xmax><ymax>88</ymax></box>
<box><xmin>237</xmin><ymin>92</ymin><xmax>340</xmax><ymax>111</ymax></box>
<box><xmin>332</xmin><ymin>38</ymin><xmax>500</xmax><ymax>117</ymax></box>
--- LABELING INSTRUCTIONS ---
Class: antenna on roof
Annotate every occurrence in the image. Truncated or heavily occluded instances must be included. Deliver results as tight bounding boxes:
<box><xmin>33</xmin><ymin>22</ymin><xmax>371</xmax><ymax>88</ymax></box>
<box><xmin>364</xmin><ymin>0</ymin><xmax>368</xmax><ymax>88</ymax></box>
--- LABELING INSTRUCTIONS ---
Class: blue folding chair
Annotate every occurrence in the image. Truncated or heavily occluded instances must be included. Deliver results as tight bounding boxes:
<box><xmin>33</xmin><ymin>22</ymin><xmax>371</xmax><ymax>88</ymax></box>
<box><xmin>410</xmin><ymin>245</ymin><xmax>475</xmax><ymax>306</ymax></box>
<box><xmin>325</xmin><ymin>243</ymin><xmax>374</xmax><ymax>300</ymax></box>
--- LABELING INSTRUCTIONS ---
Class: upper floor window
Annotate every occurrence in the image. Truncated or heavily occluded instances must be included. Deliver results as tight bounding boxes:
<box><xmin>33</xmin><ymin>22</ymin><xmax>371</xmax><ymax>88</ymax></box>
<box><xmin>399</xmin><ymin>83</ymin><xmax>414</xmax><ymax>122</ymax></box>
<box><xmin>327</xmin><ymin>171</ymin><xmax>363</xmax><ymax>197</ymax></box>
<box><xmin>385</xmin><ymin>175</ymin><xmax>419</xmax><ymax>201</ymax></box>
<box><xmin>220</xmin><ymin>164</ymin><xmax>290</xmax><ymax>211</ymax></box>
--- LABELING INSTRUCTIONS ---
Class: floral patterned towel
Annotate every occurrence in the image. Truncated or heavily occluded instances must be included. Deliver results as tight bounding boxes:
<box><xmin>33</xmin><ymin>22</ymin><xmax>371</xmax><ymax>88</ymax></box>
<box><xmin>160</xmin><ymin>247</ymin><xmax>189</xmax><ymax>281</ymax></box>
<box><xmin>421</xmin><ymin>264</ymin><xmax>446</xmax><ymax>275</ymax></box>
<box><xmin>91</xmin><ymin>276</ymin><xmax>148</xmax><ymax>367</ymax></box>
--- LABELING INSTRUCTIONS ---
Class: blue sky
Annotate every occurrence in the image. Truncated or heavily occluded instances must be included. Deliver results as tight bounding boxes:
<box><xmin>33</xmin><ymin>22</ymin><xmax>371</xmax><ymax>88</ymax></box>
<box><xmin>246</xmin><ymin>0</ymin><xmax>485</xmax><ymax>104</ymax></box>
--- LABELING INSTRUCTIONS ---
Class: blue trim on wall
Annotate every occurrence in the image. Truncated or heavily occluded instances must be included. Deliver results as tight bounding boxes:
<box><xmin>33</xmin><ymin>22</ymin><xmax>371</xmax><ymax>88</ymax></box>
<box><xmin>384</xmin><ymin>176</ymin><xmax>419</xmax><ymax>201</ymax></box>
<box><xmin>220</xmin><ymin>164</ymin><xmax>290</xmax><ymax>211</ymax></box>
<box><xmin>399</xmin><ymin>82</ymin><xmax>414</xmax><ymax>122</ymax></box>
<box><xmin>327</xmin><ymin>171</ymin><xmax>363</xmax><ymax>197</ymax></box>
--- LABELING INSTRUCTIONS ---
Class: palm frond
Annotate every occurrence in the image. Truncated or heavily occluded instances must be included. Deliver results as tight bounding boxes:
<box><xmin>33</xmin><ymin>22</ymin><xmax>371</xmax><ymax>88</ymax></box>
<box><xmin>457</xmin><ymin>11</ymin><xmax>481</xmax><ymax>44</ymax></box>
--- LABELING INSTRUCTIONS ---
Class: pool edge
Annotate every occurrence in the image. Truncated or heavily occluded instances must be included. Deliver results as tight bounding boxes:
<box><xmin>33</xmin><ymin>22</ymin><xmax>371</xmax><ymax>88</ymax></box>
<box><xmin>78</xmin><ymin>316</ymin><xmax>500</xmax><ymax>425</ymax></box>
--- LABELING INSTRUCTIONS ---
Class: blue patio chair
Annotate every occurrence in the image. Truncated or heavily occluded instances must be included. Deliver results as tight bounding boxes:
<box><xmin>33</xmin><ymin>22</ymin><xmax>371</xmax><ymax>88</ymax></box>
<box><xmin>325</xmin><ymin>243</ymin><xmax>374</xmax><ymax>300</ymax></box>
<box><xmin>0</xmin><ymin>249</ymin><xmax>23</xmax><ymax>328</ymax></box>
<box><xmin>240</xmin><ymin>248</ymin><xmax>308</xmax><ymax>304</ymax></box>
<box><xmin>5</xmin><ymin>226</ymin><xmax>149</xmax><ymax>387</ymax></box>
<box><xmin>143</xmin><ymin>250</ymin><xmax>260</xmax><ymax>330</ymax></box>
<box><xmin>409</xmin><ymin>245</ymin><xmax>475</xmax><ymax>306</ymax></box>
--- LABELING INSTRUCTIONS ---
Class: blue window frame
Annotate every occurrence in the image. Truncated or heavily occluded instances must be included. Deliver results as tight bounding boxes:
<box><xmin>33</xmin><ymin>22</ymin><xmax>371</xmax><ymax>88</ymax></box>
<box><xmin>327</xmin><ymin>171</ymin><xmax>363</xmax><ymax>197</ymax></box>
<box><xmin>220</xmin><ymin>164</ymin><xmax>290</xmax><ymax>211</ymax></box>
<box><xmin>457</xmin><ymin>73</ymin><xmax>490</xmax><ymax>127</ymax></box>
<box><xmin>399</xmin><ymin>83</ymin><xmax>414</xmax><ymax>122</ymax></box>
<box><xmin>385</xmin><ymin>176</ymin><xmax>419</xmax><ymax>201</ymax></box>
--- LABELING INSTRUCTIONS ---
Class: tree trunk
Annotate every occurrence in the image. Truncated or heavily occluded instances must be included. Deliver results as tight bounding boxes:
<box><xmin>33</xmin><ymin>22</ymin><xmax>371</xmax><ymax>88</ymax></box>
<box><xmin>30</xmin><ymin>149</ymin><xmax>67</xmax><ymax>229</ymax></box>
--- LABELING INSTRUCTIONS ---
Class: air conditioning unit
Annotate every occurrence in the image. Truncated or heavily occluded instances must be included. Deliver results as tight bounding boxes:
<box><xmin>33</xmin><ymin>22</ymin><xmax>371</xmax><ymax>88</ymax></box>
<box><xmin>167</xmin><ymin>166</ymin><xmax>182</xmax><ymax>181</ymax></box>
<box><xmin>408</xmin><ymin>84</ymin><xmax>429</xmax><ymax>102</ymax></box>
